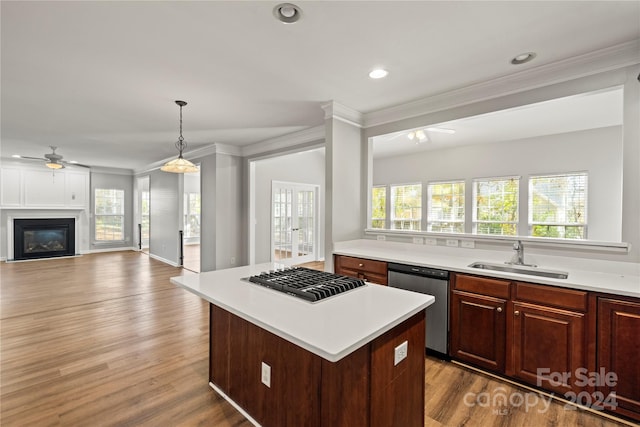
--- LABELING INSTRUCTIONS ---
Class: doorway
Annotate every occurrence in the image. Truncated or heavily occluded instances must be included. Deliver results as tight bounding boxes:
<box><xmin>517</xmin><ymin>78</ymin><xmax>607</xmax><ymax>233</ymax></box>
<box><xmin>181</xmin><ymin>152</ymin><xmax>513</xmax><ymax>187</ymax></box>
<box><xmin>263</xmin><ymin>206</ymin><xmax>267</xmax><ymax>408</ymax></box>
<box><xmin>271</xmin><ymin>181</ymin><xmax>318</xmax><ymax>264</ymax></box>
<box><xmin>136</xmin><ymin>176</ymin><xmax>150</xmax><ymax>254</ymax></box>
<box><xmin>182</xmin><ymin>170</ymin><xmax>201</xmax><ymax>272</ymax></box>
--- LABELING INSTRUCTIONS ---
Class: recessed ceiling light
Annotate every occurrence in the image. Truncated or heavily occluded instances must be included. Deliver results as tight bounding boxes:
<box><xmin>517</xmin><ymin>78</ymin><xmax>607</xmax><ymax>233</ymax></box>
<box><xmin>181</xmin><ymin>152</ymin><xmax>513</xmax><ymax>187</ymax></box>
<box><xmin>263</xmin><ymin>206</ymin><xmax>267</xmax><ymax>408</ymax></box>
<box><xmin>511</xmin><ymin>52</ymin><xmax>536</xmax><ymax>65</ymax></box>
<box><xmin>369</xmin><ymin>69</ymin><xmax>389</xmax><ymax>79</ymax></box>
<box><xmin>273</xmin><ymin>3</ymin><xmax>302</xmax><ymax>24</ymax></box>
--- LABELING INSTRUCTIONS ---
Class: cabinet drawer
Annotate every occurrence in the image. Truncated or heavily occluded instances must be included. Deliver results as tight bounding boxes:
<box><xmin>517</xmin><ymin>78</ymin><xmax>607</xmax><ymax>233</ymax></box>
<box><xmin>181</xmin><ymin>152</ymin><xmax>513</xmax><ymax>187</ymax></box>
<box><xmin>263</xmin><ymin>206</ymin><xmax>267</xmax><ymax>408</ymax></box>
<box><xmin>515</xmin><ymin>282</ymin><xmax>587</xmax><ymax>312</ymax></box>
<box><xmin>453</xmin><ymin>273</ymin><xmax>511</xmax><ymax>299</ymax></box>
<box><xmin>335</xmin><ymin>256</ymin><xmax>387</xmax><ymax>275</ymax></box>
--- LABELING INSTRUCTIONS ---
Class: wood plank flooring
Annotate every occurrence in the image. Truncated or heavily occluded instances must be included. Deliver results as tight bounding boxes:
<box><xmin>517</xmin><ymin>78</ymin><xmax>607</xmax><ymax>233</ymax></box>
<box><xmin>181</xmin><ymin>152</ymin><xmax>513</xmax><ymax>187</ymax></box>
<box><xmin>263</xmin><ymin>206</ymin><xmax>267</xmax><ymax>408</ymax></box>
<box><xmin>1</xmin><ymin>253</ymin><xmax>634</xmax><ymax>426</ymax></box>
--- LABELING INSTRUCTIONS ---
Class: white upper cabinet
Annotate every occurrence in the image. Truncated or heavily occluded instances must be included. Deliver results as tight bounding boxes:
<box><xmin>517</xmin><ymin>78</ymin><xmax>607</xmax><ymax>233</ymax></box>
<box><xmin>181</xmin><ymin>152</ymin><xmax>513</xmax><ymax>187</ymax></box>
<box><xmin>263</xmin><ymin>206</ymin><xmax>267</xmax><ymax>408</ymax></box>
<box><xmin>1</xmin><ymin>166</ymin><xmax>89</xmax><ymax>209</ymax></box>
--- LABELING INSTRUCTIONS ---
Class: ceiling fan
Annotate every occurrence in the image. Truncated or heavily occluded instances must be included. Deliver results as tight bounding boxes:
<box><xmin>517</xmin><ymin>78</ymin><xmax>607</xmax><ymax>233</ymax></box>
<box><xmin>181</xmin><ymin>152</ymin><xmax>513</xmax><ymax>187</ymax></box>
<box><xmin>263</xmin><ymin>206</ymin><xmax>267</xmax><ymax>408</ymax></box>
<box><xmin>13</xmin><ymin>146</ymin><xmax>90</xmax><ymax>170</ymax></box>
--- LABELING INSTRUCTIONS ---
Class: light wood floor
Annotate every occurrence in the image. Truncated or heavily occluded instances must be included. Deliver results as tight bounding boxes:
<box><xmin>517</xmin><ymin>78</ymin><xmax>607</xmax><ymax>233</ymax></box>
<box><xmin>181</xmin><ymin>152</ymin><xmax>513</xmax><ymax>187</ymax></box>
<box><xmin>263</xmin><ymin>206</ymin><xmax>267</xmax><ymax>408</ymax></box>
<box><xmin>1</xmin><ymin>253</ymin><xmax>633</xmax><ymax>426</ymax></box>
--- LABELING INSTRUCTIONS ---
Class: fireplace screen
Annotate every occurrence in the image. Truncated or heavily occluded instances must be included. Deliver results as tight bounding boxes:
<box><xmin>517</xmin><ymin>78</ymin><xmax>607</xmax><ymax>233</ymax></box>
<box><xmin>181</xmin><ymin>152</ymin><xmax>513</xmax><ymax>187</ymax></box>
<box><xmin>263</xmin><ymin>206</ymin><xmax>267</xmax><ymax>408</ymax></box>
<box><xmin>24</xmin><ymin>229</ymin><xmax>68</xmax><ymax>254</ymax></box>
<box><xmin>14</xmin><ymin>218</ymin><xmax>75</xmax><ymax>260</ymax></box>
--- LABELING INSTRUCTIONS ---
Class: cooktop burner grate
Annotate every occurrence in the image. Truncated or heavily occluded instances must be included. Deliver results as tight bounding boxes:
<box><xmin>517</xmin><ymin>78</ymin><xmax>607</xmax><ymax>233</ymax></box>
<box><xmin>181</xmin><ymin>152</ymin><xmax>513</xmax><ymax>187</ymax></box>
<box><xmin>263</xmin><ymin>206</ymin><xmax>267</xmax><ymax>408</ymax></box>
<box><xmin>248</xmin><ymin>267</ymin><xmax>366</xmax><ymax>302</ymax></box>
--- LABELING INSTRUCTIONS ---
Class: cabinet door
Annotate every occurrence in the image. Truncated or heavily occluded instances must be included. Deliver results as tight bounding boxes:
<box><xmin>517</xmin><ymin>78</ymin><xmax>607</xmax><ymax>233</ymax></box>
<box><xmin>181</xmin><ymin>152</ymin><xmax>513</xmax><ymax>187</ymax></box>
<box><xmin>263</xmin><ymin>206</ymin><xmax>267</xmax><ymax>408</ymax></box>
<box><xmin>450</xmin><ymin>290</ymin><xmax>506</xmax><ymax>373</ymax></box>
<box><xmin>512</xmin><ymin>302</ymin><xmax>585</xmax><ymax>395</ymax></box>
<box><xmin>598</xmin><ymin>298</ymin><xmax>640</xmax><ymax>419</ymax></box>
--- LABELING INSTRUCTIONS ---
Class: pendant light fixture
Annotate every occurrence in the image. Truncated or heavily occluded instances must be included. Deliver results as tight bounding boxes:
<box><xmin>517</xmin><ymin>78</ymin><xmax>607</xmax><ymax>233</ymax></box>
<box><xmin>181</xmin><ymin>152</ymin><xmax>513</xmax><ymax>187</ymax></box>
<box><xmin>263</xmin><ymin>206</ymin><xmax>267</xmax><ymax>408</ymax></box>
<box><xmin>161</xmin><ymin>100</ymin><xmax>199</xmax><ymax>173</ymax></box>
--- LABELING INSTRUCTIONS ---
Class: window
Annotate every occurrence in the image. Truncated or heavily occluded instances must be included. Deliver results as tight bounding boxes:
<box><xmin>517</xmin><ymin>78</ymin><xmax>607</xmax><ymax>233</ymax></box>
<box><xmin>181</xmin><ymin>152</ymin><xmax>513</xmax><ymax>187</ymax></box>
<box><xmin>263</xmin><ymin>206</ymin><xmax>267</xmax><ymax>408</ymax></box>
<box><xmin>473</xmin><ymin>177</ymin><xmax>519</xmax><ymax>236</ymax></box>
<box><xmin>183</xmin><ymin>192</ymin><xmax>201</xmax><ymax>239</ymax></box>
<box><xmin>371</xmin><ymin>186</ymin><xmax>386</xmax><ymax>229</ymax></box>
<box><xmin>141</xmin><ymin>190</ymin><xmax>150</xmax><ymax>243</ymax></box>
<box><xmin>427</xmin><ymin>181</ymin><xmax>465</xmax><ymax>233</ymax></box>
<box><xmin>391</xmin><ymin>184</ymin><xmax>422</xmax><ymax>230</ymax></box>
<box><xmin>95</xmin><ymin>188</ymin><xmax>125</xmax><ymax>241</ymax></box>
<box><xmin>529</xmin><ymin>173</ymin><xmax>587</xmax><ymax>239</ymax></box>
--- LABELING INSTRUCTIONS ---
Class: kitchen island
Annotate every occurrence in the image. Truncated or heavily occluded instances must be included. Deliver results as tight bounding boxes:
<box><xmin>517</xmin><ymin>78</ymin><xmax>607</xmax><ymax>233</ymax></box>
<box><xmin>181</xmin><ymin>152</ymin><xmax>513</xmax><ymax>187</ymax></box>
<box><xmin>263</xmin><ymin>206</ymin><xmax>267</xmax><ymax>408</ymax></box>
<box><xmin>171</xmin><ymin>262</ymin><xmax>434</xmax><ymax>427</ymax></box>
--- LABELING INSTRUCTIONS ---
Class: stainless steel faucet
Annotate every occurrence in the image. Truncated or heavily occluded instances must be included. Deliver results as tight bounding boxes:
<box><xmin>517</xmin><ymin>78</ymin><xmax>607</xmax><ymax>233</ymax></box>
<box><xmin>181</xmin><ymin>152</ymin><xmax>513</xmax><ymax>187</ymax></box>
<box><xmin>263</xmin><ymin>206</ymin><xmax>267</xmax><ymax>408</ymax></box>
<box><xmin>506</xmin><ymin>240</ymin><xmax>537</xmax><ymax>267</ymax></box>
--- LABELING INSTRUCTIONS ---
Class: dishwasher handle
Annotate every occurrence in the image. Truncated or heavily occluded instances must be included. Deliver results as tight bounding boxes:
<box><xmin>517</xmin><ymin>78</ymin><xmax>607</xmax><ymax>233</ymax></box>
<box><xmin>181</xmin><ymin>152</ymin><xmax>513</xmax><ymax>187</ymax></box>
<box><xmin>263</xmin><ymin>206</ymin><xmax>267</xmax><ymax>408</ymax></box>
<box><xmin>388</xmin><ymin>262</ymin><xmax>449</xmax><ymax>280</ymax></box>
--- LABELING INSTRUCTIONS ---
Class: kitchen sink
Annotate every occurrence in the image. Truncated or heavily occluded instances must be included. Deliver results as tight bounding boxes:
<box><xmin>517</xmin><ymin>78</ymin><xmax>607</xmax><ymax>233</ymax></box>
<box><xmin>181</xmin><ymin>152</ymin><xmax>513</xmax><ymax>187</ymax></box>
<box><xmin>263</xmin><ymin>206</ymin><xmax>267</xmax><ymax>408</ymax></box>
<box><xmin>468</xmin><ymin>262</ymin><xmax>569</xmax><ymax>279</ymax></box>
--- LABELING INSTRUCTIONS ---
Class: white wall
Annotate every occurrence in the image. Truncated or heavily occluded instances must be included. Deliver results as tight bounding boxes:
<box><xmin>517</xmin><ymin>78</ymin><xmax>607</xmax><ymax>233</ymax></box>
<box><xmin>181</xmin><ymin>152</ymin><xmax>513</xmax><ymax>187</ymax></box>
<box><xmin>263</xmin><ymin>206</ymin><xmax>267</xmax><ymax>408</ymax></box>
<box><xmin>148</xmin><ymin>169</ymin><xmax>181</xmax><ymax>266</ymax></box>
<box><xmin>253</xmin><ymin>148</ymin><xmax>325</xmax><ymax>264</ymax></box>
<box><xmin>214</xmin><ymin>154</ymin><xmax>243</xmax><ymax>270</ymax></box>
<box><xmin>324</xmin><ymin>116</ymin><xmax>363</xmax><ymax>270</ymax></box>
<box><xmin>373</xmin><ymin>126</ymin><xmax>623</xmax><ymax>242</ymax></box>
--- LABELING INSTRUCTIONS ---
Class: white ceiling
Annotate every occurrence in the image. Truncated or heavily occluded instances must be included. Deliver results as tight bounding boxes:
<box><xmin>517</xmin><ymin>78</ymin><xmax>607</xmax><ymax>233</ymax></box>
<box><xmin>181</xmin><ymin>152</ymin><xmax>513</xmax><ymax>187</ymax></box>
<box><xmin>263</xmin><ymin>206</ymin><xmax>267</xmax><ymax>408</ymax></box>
<box><xmin>372</xmin><ymin>86</ymin><xmax>624</xmax><ymax>158</ymax></box>
<box><xmin>1</xmin><ymin>1</ymin><xmax>639</xmax><ymax>170</ymax></box>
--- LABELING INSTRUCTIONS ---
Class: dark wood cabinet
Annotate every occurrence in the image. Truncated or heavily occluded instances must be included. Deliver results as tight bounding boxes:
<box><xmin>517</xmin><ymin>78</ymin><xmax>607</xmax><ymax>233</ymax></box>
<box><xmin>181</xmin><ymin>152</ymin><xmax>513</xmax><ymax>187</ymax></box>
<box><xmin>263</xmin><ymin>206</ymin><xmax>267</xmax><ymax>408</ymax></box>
<box><xmin>510</xmin><ymin>282</ymin><xmax>588</xmax><ymax>395</ymax></box>
<box><xmin>210</xmin><ymin>304</ymin><xmax>425</xmax><ymax>427</ymax></box>
<box><xmin>450</xmin><ymin>289</ymin><xmax>507</xmax><ymax>372</ymax></box>
<box><xmin>334</xmin><ymin>255</ymin><xmax>388</xmax><ymax>285</ymax></box>
<box><xmin>511</xmin><ymin>301</ymin><xmax>585</xmax><ymax>394</ymax></box>
<box><xmin>597</xmin><ymin>297</ymin><xmax>640</xmax><ymax>420</ymax></box>
<box><xmin>450</xmin><ymin>275</ymin><xmax>591</xmax><ymax>393</ymax></box>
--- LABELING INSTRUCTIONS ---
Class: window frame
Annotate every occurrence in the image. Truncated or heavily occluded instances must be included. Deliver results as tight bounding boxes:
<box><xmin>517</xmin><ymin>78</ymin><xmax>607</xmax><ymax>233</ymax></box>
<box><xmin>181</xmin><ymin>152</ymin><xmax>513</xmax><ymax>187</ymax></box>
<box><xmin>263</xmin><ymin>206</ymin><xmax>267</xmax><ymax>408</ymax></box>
<box><xmin>528</xmin><ymin>172</ymin><xmax>588</xmax><ymax>240</ymax></box>
<box><xmin>472</xmin><ymin>176</ymin><xmax>520</xmax><ymax>236</ymax></box>
<box><xmin>371</xmin><ymin>185</ymin><xmax>387</xmax><ymax>229</ymax></box>
<box><xmin>94</xmin><ymin>188</ymin><xmax>125</xmax><ymax>242</ymax></box>
<box><xmin>427</xmin><ymin>179</ymin><xmax>465</xmax><ymax>234</ymax></box>
<box><xmin>390</xmin><ymin>183</ymin><xmax>422</xmax><ymax>231</ymax></box>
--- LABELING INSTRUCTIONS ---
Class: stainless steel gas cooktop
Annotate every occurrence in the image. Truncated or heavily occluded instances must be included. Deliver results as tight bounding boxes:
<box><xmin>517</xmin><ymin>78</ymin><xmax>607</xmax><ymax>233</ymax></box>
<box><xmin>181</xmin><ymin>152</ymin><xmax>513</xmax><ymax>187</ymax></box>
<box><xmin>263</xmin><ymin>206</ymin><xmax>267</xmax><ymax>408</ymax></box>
<box><xmin>247</xmin><ymin>267</ymin><xmax>366</xmax><ymax>302</ymax></box>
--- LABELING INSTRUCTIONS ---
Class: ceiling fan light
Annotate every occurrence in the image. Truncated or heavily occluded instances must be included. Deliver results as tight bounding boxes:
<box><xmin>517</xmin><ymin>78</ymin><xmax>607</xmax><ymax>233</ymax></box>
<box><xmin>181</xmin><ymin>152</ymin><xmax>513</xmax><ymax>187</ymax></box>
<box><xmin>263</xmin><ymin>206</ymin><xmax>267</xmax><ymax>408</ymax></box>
<box><xmin>161</xmin><ymin>157</ymin><xmax>199</xmax><ymax>173</ymax></box>
<box><xmin>46</xmin><ymin>162</ymin><xmax>64</xmax><ymax>170</ymax></box>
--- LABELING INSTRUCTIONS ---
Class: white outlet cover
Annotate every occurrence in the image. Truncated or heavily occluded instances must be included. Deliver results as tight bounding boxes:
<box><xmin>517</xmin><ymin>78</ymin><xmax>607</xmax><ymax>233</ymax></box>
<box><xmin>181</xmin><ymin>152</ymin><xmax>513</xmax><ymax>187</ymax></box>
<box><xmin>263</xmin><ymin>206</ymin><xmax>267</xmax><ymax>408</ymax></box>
<box><xmin>412</xmin><ymin>237</ymin><xmax>424</xmax><ymax>245</ymax></box>
<box><xmin>446</xmin><ymin>239</ymin><xmax>459</xmax><ymax>247</ymax></box>
<box><xmin>261</xmin><ymin>362</ymin><xmax>271</xmax><ymax>388</ymax></box>
<box><xmin>377</xmin><ymin>235</ymin><xmax>386</xmax><ymax>241</ymax></box>
<box><xmin>461</xmin><ymin>240</ymin><xmax>475</xmax><ymax>249</ymax></box>
<box><xmin>394</xmin><ymin>341</ymin><xmax>408</xmax><ymax>366</ymax></box>
<box><xmin>425</xmin><ymin>238</ymin><xmax>437</xmax><ymax>246</ymax></box>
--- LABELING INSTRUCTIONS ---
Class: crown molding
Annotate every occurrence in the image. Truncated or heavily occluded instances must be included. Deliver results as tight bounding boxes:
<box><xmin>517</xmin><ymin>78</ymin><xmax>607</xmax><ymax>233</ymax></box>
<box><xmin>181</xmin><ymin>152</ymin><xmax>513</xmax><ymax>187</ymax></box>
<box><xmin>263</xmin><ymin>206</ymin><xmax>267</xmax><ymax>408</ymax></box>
<box><xmin>241</xmin><ymin>125</ymin><xmax>325</xmax><ymax>158</ymax></box>
<box><xmin>363</xmin><ymin>40</ymin><xmax>640</xmax><ymax>128</ymax></box>
<box><xmin>321</xmin><ymin>101</ymin><xmax>364</xmax><ymax>128</ymax></box>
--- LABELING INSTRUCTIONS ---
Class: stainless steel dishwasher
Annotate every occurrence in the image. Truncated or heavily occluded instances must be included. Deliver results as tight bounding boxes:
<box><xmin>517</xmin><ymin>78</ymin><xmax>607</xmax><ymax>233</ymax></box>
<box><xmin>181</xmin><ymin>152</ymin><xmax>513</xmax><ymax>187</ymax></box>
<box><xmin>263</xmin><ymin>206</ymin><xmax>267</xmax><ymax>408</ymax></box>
<box><xmin>388</xmin><ymin>262</ymin><xmax>449</xmax><ymax>358</ymax></box>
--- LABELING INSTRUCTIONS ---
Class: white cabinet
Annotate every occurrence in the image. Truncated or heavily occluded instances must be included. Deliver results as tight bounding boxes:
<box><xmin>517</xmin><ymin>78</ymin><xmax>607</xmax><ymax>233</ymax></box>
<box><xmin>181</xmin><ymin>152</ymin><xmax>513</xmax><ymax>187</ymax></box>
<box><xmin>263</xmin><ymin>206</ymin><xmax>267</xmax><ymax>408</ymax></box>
<box><xmin>1</xmin><ymin>166</ymin><xmax>89</xmax><ymax>209</ymax></box>
<box><xmin>65</xmin><ymin>172</ymin><xmax>88</xmax><ymax>207</ymax></box>
<box><xmin>1</xmin><ymin>168</ymin><xmax>22</xmax><ymax>206</ymax></box>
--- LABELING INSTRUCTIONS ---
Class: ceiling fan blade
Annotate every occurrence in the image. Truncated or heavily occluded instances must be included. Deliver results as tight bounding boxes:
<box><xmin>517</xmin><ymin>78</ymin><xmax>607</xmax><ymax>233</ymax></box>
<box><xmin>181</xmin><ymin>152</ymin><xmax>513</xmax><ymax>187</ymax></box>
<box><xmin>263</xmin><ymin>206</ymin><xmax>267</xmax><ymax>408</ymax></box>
<box><xmin>17</xmin><ymin>156</ymin><xmax>48</xmax><ymax>161</ymax></box>
<box><xmin>61</xmin><ymin>160</ymin><xmax>91</xmax><ymax>168</ymax></box>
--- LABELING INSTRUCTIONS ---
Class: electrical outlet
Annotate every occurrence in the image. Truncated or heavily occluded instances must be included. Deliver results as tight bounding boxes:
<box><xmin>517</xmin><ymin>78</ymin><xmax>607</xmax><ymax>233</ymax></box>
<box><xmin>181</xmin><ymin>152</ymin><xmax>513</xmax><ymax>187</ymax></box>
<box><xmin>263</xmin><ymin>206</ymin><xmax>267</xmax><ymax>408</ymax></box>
<box><xmin>377</xmin><ymin>235</ymin><xmax>386</xmax><ymax>241</ymax></box>
<box><xmin>461</xmin><ymin>240</ymin><xmax>475</xmax><ymax>249</ymax></box>
<box><xmin>230</xmin><ymin>256</ymin><xmax>236</xmax><ymax>265</ymax></box>
<box><xmin>261</xmin><ymin>362</ymin><xmax>271</xmax><ymax>388</ymax></box>
<box><xmin>394</xmin><ymin>341</ymin><xmax>408</xmax><ymax>366</ymax></box>
<box><xmin>446</xmin><ymin>239</ymin><xmax>459</xmax><ymax>247</ymax></box>
<box><xmin>412</xmin><ymin>237</ymin><xmax>424</xmax><ymax>245</ymax></box>
<box><xmin>425</xmin><ymin>238</ymin><xmax>437</xmax><ymax>246</ymax></box>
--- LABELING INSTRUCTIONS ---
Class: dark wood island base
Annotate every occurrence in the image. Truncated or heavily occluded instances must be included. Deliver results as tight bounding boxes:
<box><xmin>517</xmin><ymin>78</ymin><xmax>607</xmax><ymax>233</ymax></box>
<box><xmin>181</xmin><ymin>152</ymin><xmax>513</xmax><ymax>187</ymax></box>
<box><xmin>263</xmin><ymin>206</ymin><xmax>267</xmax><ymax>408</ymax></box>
<box><xmin>209</xmin><ymin>304</ymin><xmax>426</xmax><ymax>427</ymax></box>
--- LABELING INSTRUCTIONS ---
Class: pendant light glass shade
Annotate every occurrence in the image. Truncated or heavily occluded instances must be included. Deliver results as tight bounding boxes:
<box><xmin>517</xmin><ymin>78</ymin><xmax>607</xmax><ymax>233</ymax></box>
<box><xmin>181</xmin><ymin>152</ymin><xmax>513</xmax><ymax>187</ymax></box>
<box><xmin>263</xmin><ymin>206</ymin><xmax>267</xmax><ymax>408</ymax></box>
<box><xmin>161</xmin><ymin>100</ymin><xmax>199</xmax><ymax>173</ymax></box>
<box><xmin>161</xmin><ymin>156</ymin><xmax>198</xmax><ymax>173</ymax></box>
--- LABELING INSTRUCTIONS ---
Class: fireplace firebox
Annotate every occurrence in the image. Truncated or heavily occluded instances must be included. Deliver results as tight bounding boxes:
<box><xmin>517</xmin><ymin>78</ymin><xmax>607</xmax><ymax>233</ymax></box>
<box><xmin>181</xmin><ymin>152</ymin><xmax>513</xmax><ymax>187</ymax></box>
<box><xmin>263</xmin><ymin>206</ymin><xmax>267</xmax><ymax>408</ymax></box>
<box><xmin>14</xmin><ymin>218</ymin><xmax>76</xmax><ymax>260</ymax></box>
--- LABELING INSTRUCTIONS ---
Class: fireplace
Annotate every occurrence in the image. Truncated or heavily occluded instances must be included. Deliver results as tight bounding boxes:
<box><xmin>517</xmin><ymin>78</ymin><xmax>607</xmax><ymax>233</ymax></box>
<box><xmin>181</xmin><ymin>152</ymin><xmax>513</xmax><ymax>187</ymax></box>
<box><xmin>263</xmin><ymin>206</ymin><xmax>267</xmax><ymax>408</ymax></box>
<box><xmin>14</xmin><ymin>218</ymin><xmax>76</xmax><ymax>260</ymax></box>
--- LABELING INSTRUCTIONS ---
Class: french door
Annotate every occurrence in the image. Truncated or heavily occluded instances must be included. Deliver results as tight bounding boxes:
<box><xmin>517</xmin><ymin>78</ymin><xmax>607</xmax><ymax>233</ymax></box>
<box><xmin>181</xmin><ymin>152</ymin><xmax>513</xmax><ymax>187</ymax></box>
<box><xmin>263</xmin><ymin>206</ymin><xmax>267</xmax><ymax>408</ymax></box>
<box><xmin>272</xmin><ymin>182</ymin><xmax>318</xmax><ymax>264</ymax></box>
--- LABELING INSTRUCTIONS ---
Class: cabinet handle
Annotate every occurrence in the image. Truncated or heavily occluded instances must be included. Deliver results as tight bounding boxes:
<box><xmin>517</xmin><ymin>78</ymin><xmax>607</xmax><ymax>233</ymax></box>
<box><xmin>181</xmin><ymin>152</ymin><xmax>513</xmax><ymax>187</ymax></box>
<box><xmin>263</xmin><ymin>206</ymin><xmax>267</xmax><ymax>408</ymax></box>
<box><xmin>514</xmin><ymin>311</ymin><xmax>520</xmax><ymax>316</ymax></box>
<box><xmin>496</xmin><ymin>307</ymin><xmax>503</xmax><ymax>313</ymax></box>
<box><xmin>358</xmin><ymin>263</ymin><xmax>364</xmax><ymax>267</ymax></box>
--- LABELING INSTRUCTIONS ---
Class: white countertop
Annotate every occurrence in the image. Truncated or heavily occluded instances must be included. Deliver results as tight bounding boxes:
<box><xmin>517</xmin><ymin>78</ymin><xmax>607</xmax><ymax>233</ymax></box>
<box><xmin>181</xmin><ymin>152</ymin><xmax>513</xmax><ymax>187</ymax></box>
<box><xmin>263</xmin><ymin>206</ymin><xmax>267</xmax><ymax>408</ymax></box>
<box><xmin>170</xmin><ymin>262</ymin><xmax>434</xmax><ymax>362</ymax></box>
<box><xmin>334</xmin><ymin>240</ymin><xmax>640</xmax><ymax>298</ymax></box>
